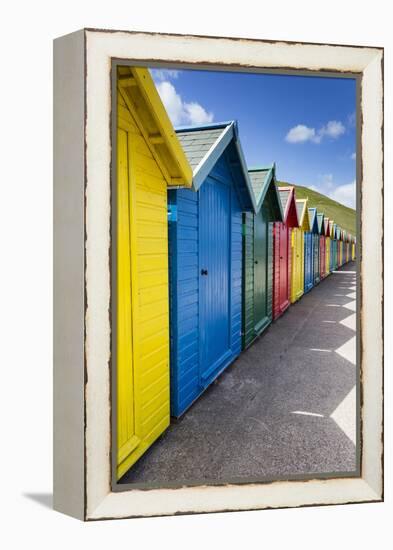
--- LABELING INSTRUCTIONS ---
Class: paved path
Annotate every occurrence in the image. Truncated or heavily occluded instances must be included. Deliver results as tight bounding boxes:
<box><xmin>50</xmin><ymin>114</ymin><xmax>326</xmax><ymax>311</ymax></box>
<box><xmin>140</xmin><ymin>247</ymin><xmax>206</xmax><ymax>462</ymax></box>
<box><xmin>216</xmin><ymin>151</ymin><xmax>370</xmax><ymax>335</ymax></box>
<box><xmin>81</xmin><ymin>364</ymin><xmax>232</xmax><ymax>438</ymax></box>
<box><xmin>120</xmin><ymin>262</ymin><xmax>357</xmax><ymax>486</ymax></box>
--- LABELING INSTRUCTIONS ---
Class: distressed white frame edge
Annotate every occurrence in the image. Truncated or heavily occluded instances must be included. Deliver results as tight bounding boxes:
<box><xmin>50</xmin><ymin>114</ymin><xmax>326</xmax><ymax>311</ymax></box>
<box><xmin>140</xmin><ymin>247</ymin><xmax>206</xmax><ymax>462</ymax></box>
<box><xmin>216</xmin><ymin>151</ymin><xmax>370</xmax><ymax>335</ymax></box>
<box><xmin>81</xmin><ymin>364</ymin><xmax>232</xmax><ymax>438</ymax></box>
<box><xmin>54</xmin><ymin>28</ymin><xmax>383</xmax><ymax>521</ymax></box>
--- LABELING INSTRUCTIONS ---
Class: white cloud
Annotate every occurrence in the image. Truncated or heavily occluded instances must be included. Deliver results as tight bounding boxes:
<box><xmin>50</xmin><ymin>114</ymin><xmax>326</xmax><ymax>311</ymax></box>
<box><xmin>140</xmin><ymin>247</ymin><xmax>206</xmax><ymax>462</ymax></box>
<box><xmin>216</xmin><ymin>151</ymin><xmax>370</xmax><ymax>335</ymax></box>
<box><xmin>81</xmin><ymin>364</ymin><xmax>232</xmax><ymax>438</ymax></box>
<box><xmin>156</xmin><ymin>80</ymin><xmax>213</xmax><ymax>126</ymax></box>
<box><xmin>183</xmin><ymin>102</ymin><xmax>214</xmax><ymax>125</ymax></box>
<box><xmin>156</xmin><ymin>81</ymin><xmax>184</xmax><ymax>125</ymax></box>
<box><xmin>311</xmin><ymin>174</ymin><xmax>356</xmax><ymax>209</ymax></box>
<box><xmin>330</xmin><ymin>181</ymin><xmax>356</xmax><ymax>209</ymax></box>
<box><xmin>285</xmin><ymin>125</ymin><xmax>316</xmax><ymax>143</ymax></box>
<box><xmin>348</xmin><ymin>111</ymin><xmax>356</xmax><ymax>128</ymax></box>
<box><xmin>285</xmin><ymin>120</ymin><xmax>345</xmax><ymax>144</ymax></box>
<box><xmin>150</xmin><ymin>69</ymin><xmax>181</xmax><ymax>81</ymax></box>
<box><xmin>351</xmin><ymin>152</ymin><xmax>356</xmax><ymax>160</ymax></box>
<box><xmin>319</xmin><ymin>120</ymin><xmax>345</xmax><ymax>139</ymax></box>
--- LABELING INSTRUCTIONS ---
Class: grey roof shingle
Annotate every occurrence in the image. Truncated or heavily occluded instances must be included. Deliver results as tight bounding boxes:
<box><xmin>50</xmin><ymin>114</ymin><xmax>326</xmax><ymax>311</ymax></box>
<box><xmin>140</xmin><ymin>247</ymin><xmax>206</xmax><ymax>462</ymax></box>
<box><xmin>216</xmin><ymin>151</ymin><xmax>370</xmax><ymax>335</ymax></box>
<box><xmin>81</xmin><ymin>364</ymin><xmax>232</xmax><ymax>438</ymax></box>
<box><xmin>248</xmin><ymin>169</ymin><xmax>270</xmax><ymax>201</ymax></box>
<box><xmin>317</xmin><ymin>212</ymin><xmax>324</xmax><ymax>233</ymax></box>
<box><xmin>176</xmin><ymin>128</ymin><xmax>226</xmax><ymax>170</ymax></box>
<box><xmin>296</xmin><ymin>201</ymin><xmax>304</xmax><ymax>221</ymax></box>
<box><xmin>278</xmin><ymin>189</ymin><xmax>290</xmax><ymax>213</ymax></box>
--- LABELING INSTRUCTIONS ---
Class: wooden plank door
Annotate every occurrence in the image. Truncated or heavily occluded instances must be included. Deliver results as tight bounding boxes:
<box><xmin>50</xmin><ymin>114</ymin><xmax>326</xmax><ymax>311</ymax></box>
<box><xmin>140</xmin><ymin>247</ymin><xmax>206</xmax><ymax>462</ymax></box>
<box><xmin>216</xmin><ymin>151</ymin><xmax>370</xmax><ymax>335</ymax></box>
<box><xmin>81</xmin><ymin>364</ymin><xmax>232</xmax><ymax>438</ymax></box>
<box><xmin>291</xmin><ymin>228</ymin><xmax>302</xmax><ymax>301</ymax></box>
<box><xmin>117</xmin><ymin>128</ymin><xmax>141</xmax><ymax>478</ymax></box>
<box><xmin>320</xmin><ymin>237</ymin><xmax>325</xmax><ymax>278</ymax></box>
<box><xmin>279</xmin><ymin>224</ymin><xmax>289</xmax><ymax>312</ymax></box>
<box><xmin>313</xmin><ymin>234</ymin><xmax>320</xmax><ymax>283</ymax></box>
<box><xmin>199</xmin><ymin>176</ymin><xmax>231</xmax><ymax>383</ymax></box>
<box><xmin>253</xmin><ymin>207</ymin><xmax>268</xmax><ymax>332</ymax></box>
<box><xmin>304</xmin><ymin>232</ymin><xmax>313</xmax><ymax>292</ymax></box>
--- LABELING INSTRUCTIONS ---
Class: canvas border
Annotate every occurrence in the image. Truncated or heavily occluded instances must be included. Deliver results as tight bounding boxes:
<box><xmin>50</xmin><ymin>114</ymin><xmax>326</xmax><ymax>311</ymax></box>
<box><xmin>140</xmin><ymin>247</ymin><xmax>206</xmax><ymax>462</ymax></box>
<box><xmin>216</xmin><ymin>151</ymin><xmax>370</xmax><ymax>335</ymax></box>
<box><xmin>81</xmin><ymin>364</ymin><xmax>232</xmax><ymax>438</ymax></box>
<box><xmin>53</xmin><ymin>28</ymin><xmax>383</xmax><ymax>521</ymax></box>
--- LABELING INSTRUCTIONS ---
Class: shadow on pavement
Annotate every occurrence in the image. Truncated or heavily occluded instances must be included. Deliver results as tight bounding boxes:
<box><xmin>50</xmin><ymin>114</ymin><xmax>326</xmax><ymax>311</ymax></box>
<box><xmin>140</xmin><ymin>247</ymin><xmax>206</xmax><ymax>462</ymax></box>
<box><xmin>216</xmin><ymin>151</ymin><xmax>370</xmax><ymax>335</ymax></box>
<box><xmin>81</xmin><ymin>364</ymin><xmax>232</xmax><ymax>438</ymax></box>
<box><xmin>120</xmin><ymin>262</ymin><xmax>357</xmax><ymax>486</ymax></box>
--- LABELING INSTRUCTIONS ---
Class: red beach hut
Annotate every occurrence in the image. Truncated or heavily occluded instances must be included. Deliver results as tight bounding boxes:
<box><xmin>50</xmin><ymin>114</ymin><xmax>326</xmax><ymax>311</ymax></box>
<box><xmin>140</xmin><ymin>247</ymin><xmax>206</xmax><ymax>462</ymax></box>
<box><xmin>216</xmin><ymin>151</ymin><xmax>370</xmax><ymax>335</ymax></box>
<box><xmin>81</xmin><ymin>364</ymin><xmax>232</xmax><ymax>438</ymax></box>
<box><xmin>273</xmin><ymin>186</ymin><xmax>299</xmax><ymax>320</ymax></box>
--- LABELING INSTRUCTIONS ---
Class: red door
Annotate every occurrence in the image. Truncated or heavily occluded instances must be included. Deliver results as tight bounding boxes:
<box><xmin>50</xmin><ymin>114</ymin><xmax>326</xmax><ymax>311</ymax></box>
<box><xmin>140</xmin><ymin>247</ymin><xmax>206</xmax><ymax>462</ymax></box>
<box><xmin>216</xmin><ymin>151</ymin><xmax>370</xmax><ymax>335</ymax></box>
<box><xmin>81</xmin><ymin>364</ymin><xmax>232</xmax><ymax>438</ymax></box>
<box><xmin>273</xmin><ymin>222</ymin><xmax>289</xmax><ymax>320</ymax></box>
<box><xmin>279</xmin><ymin>224</ymin><xmax>289</xmax><ymax>312</ymax></box>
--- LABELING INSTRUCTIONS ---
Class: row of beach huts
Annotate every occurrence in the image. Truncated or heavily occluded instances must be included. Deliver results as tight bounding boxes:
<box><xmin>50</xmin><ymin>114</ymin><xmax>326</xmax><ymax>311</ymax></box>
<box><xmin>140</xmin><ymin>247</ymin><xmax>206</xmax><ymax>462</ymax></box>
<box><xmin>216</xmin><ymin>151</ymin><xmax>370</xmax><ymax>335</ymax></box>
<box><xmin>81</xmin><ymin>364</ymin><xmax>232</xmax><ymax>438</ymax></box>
<box><xmin>116</xmin><ymin>66</ymin><xmax>356</xmax><ymax>478</ymax></box>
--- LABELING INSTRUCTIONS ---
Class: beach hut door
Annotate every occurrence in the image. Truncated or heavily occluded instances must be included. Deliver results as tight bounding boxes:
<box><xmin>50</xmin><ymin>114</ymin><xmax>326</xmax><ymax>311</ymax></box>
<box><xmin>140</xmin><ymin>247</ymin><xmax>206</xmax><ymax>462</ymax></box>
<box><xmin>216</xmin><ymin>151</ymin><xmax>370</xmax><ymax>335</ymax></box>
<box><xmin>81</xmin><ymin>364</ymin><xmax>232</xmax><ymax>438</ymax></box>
<box><xmin>305</xmin><ymin>233</ymin><xmax>313</xmax><ymax>289</ymax></box>
<box><xmin>254</xmin><ymin>209</ymin><xmax>268</xmax><ymax>330</ymax></box>
<box><xmin>279</xmin><ymin>224</ymin><xmax>288</xmax><ymax>310</ymax></box>
<box><xmin>199</xmin><ymin>177</ymin><xmax>231</xmax><ymax>383</ymax></box>
<box><xmin>117</xmin><ymin>129</ymin><xmax>141</xmax><ymax>473</ymax></box>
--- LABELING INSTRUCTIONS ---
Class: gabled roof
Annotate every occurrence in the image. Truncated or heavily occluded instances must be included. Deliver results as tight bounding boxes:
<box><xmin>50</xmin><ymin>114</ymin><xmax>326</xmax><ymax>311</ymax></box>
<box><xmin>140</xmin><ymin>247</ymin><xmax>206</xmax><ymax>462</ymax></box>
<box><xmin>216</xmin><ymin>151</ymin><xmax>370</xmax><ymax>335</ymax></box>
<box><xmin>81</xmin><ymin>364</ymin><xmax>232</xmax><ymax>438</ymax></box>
<box><xmin>308</xmin><ymin>207</ymin><xmax>319</xmax><ymax>234</ymax></box>
<box><xmin>277</xmin><ymin>186</ymin><xmax>299</xmax><ymax>227</ymax></box>
<box><xmin>336</xmin><ymin>227</ymin><xmax>342</xmax><ymax>240</ymax></box>
<box><xmin>118</xmin><ymin>66</ymin><xmax>192</xmax><ymax>187</ymax></box>
<box><xmin>295</xmin><ymin>199</ymin><xmax>310</xmax><ymax>231</ymax></box>
<box><xmin>324</xmin><ymin>217</ymin><xmax>330</xmax><ymax>237</ymax></box>
<box><xmin>329</xmin><ymin>220</ymin><xmax>335</xmax><ymax>238</ymax></box>
<box><xmin>333</xmin><ymin>223</ymin><xmax>338</xmax><ymax>239</ymax></box>
<box><xmin>176</xmin><ymin>121</ymin><xmax>256</xmax><ymax>212</ymax></box>
<box><xmin>248</xmin><ymin>164</ymin><xmax>283</xmax><ymax>221</ymax></box>
<box><xmin>317</xmin><ymin>212</ymin><xmax>325</xmax><ymax>235</ymax></box>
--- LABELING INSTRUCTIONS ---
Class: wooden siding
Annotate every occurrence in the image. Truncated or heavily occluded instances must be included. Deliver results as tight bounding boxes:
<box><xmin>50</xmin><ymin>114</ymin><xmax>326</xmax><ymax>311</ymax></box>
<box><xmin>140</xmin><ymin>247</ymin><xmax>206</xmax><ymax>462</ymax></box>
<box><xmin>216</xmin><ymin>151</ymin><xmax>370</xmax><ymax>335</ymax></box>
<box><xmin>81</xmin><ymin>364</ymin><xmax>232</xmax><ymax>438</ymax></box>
<box><xmin>290</xmin><ymin>227</ymin><xmax>304</xmax><ymax>303</ymax></box>
<box><xmin>325</xmin><ymin>237</ymin><xmax>331</xmax><ymax>275</ymax></box>
<box><xmin>320</xmin><ymin>236</ymin><xmax>326</xmax><ymax>278</ymax></box>
<box><xmin>313</xmin><ymin>234</ymin><xmax>320</xmax><ymax>284</ymax></box>
<box><xmin>117</xmin><ymin>91</ymin><xmax>170</xmax><ymax>479</ymax></box>
<box><xmin>168</xmin><ymin>153</ymin><xmax>243</xmax><ymax>417</ymax></box>
<box><xmin>267</xmin><ymin>223</ymin><xmax>274</xmax><ymax>326</ymax></box>
<box><xmin>242</xmin><ymin>214</ymin><xmax>274</xmax><ymax>349</ymax></box>
<box><xmin>231</xmin><ymin>190</ymin><xmax>243</xmax><ymax>359</ymax></box>
<box><xmin>273</xmin><ymin>222</ymin><xmax>291</xmax><ymax>320</ymax></box>
<box><xmin>273</xmin><ymin>223</ymin><xmax>280</xmax><ymax>320</ymax></box>
<box><xmin>168</xmin><ymin>189</ymin><xmax>200</xmax><ymax>416</ymax></box>
<box><xmin>242</xmin><ymin>213</ymin><xmax>254</xmax><ymax>348</ymax></box>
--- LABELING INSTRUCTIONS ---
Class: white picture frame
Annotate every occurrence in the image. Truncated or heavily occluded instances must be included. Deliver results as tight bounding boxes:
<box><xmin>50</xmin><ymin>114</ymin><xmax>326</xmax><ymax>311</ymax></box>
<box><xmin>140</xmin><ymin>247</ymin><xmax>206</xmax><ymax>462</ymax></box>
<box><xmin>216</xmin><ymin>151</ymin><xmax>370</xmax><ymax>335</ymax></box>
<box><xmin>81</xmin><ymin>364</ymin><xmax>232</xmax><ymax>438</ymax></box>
<box><xmin>53</xmin><ymin>28</ymin><xmax>383</xmax><ymax>521</ymax></box>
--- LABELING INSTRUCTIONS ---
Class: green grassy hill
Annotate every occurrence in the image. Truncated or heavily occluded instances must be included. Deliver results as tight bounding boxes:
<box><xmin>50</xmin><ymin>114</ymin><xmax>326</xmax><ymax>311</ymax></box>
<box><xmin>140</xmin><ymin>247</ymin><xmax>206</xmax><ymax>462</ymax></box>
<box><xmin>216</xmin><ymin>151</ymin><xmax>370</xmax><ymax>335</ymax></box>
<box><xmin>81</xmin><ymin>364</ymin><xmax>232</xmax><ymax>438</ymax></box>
<box><xmin>277</xmin><ymin>181</ymin><xmax>356</xmax><ymax>236</ymax></box>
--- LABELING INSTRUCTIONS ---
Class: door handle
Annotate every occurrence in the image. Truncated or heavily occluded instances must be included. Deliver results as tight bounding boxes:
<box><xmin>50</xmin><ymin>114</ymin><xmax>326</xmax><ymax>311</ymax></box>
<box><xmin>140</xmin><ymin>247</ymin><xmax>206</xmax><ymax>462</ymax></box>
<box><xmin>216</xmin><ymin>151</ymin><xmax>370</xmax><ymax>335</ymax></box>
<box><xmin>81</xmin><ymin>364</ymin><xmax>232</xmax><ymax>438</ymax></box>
<box><xmin>201</xmin><ymin>269</ymin><xmax>208</xmax><ymax>276</ymax></box>
<box><xmin>254</xmin><ymin>260</ymin><xmax>258</xmax><ymax>264</ymax></box>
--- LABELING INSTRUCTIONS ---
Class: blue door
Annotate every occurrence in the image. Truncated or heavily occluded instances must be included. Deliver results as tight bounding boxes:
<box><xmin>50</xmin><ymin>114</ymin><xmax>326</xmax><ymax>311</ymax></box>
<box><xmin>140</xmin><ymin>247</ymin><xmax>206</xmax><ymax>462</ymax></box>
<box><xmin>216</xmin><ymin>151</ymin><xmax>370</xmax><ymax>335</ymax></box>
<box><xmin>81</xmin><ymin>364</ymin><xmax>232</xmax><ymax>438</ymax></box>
<box><xmin>313</xmin><ymin>234</ymin><xmax>320</xmax><ymax>284</ymax></box>
<box><xmin>304</xmin><ymin>232</ymin><xmax>313</xmax><ymax>293</ymax></box>
<box><xmin>199</xmin><ymin>176</ymin><xmax>231</xmax><ymax>385</ymax></box>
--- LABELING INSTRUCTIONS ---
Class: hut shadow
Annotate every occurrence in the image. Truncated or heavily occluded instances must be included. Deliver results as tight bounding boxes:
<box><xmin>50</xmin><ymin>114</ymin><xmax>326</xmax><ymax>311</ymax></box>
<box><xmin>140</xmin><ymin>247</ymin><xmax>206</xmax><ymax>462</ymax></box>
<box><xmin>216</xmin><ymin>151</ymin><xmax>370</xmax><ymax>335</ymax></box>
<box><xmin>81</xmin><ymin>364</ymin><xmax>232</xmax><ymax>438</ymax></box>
<box><xmin>120</xmin><ymin>265</ymin><xmax>358</xmax><ymax>485</ymax></box>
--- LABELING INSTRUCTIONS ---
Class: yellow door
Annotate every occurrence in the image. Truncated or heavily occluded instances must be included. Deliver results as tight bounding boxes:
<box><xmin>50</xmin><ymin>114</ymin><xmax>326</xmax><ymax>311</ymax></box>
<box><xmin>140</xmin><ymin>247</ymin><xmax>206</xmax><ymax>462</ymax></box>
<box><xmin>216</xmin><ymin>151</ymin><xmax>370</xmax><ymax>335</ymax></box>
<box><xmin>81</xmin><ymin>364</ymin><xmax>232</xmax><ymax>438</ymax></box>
<box><xmin>117</xmin><ymin>89</ymin><xmax>170</xmax><ymax>479</ymax></box>
<box><xmin>325</xmin><ymin>237</ymin><xmax>330</xmax><ymax>275</ymax></box>
<box><xmin>117</xmin><ymin>128</ymin><xmax>141</xmax><ymax>475</ymax></box>
<box><xmin>299</xmin><ymin>230</ymin><xmax>304</xmax><ymax>298</ymax></box>
<box><xmin>291</xmin><ymin>228</ymin><xmax>304</xmax><ymax>303</ymax></box>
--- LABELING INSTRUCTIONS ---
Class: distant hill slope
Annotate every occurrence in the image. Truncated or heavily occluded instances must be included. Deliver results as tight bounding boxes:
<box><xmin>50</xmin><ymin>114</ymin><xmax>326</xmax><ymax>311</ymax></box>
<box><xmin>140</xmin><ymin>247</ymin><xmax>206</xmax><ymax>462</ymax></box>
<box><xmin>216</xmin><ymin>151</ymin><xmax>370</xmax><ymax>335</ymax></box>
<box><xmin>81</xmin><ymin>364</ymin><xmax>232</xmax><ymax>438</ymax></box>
<box><xmin>277</xmin><ymin>181</ymin><xmax>356</xmax><ymax>236</ymax></box>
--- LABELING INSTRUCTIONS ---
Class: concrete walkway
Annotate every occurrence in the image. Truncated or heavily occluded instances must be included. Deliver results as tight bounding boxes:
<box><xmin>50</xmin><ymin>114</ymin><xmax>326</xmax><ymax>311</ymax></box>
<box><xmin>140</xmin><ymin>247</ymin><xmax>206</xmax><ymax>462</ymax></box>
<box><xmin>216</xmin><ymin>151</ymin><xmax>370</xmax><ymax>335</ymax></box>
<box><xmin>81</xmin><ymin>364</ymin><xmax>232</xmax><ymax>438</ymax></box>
<box><xmin>120</xmin><ymin>262</ymin><xmax>357</xmax><ymax>486</ymax></box>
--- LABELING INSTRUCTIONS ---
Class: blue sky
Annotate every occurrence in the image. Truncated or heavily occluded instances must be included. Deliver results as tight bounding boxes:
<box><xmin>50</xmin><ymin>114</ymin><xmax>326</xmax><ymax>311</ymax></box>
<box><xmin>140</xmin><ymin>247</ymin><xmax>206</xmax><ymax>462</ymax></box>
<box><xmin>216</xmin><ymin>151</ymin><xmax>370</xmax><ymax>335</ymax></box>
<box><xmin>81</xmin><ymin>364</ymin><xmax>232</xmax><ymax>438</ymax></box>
<box><xmin>150</xmin><ymin>68</ymin><xmax>357</xmax><ymax>209</ymax></box>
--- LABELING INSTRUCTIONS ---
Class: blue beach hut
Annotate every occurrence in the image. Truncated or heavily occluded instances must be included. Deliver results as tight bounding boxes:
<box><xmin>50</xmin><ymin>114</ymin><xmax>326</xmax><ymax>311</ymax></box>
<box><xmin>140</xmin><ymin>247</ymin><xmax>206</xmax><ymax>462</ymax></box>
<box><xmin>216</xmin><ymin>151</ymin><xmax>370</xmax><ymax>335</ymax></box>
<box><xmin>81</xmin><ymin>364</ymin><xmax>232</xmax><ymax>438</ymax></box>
<box><xmin>304</xmin><ymin>201</ymin><xmax>318</xmax><ymax>293</ymax></box>
<box><xmin>168</xmin><ymin>122</ymin><xmax>257</xmax><ymax>417</ymax></box>
<box><xmin>308</xmin><ymin>207</ymin><xmax>320</xmax><ymax>287</ymax></box>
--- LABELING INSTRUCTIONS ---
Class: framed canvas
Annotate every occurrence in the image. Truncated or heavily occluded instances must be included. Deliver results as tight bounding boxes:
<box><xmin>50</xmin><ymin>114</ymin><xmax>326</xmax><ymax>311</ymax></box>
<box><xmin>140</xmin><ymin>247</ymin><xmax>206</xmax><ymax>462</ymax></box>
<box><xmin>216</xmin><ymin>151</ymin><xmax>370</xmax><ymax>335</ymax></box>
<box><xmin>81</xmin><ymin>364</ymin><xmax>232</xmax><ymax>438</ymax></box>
<box><xmin>53</xmin><ymin>28</ymin><xmax>383</xmax><ymax>521</ymax></box>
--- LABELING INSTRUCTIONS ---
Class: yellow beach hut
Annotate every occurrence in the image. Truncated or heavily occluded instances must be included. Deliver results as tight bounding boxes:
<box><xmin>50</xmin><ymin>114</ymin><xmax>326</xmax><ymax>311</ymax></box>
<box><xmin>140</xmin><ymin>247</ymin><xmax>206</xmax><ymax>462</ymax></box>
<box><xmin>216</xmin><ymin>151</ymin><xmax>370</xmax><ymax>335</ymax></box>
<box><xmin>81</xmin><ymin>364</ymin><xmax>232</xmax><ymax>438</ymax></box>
<box><xmin>116</xmin><ymin>66</ymin><xmax>192</xmax><ymax>479</ymax></box>
<box><xmin>290</xmin><ymin>198</ymin><xmax>310</xmax><ymax>303</ymax></box>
